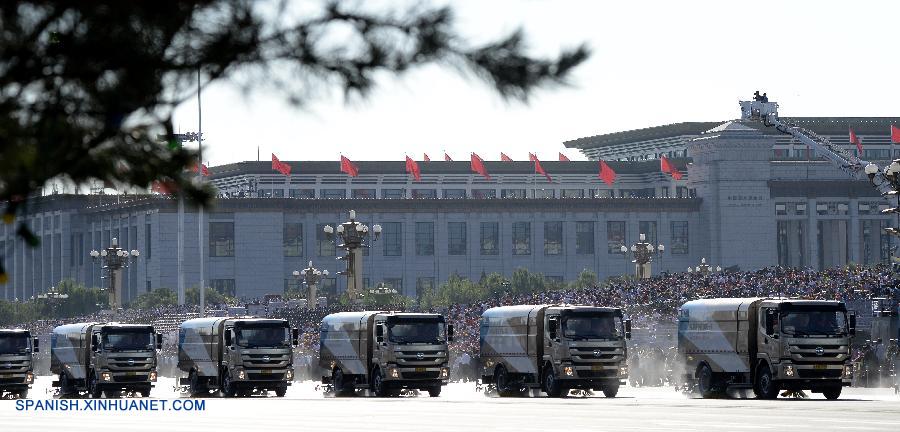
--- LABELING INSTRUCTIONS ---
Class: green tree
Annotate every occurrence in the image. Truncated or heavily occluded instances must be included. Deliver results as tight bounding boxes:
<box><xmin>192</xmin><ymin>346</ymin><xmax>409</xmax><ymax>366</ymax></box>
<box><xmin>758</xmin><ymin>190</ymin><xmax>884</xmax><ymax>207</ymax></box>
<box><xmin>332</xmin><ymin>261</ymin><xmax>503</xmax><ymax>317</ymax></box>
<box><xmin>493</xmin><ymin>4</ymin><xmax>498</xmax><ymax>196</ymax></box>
<box><xmin>569</xmin><ymin>269</ymin><xmax>598</xmax><ymax>290</ymax></box>
<box><xmin>0</xmin><ymin>1</ymin><xmax>589</xmax><ymax>282</ymax></box>
<box><xmin>128</xmin><ymin>288</ymin><xmax>178</xmax><ymax>310</ymax></box>
<box><xmin>510</xmin><ymin>267</ymin><xmax>547</xmax><ymax>295</ymax></box>
<box><xmin>185</xmin><ymin>287</ymin><xmax>235</xmax><ymax>307</ymax></box>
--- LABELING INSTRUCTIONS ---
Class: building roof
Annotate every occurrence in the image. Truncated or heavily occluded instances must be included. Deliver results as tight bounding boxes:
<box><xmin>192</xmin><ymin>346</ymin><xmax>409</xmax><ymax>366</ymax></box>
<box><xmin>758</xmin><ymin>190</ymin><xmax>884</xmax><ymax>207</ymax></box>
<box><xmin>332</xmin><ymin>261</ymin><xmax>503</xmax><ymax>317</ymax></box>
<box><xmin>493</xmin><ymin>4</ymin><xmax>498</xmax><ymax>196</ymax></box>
<box><xmin>563</xmin><ymin>117</ymin><xmax>900</xmax><ymax>150</ymax></box>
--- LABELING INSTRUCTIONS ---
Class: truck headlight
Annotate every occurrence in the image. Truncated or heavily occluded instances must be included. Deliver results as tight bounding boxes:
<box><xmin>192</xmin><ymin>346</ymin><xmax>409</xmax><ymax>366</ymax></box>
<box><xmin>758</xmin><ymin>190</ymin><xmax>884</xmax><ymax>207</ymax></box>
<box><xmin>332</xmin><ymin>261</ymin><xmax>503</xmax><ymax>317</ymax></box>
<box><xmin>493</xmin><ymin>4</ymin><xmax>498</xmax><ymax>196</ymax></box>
<box><xmin>842</xmin><ymin>365</ymin><xmax>853</xmax><ymax>379</ymax></box>
<box><xmin>286</xmin><ymin>370</ymin><xmax>294</xmax><ymax>380</ymax></box>
<box><xmin>25</xmin><ymin>372</ymin><xmax>34</xmax><ymax>384</ymax></box>
<box><xmin>101</xmin><ymin>372</ymin><xmax>112</xmax><ymax>382</ymax></box>
<box><xmin>149</xmin><ymin>371</ymin><xmax>157</xmax><ymax>382</ymax></box>
<box><xmin>237</xmin><ymin>370</ymin><xmax>246</xmax><ymax>380</ymax></box>
<box><xmin>563</xmin><ymin>366</ymin><xmax>574</xmax><ymax>377</ymax></box>
<box><xmin>441</xmin><ymin>368</ymin><xmax>449</xmax><ymax>378</ymax></box>
<box><xmin>783</xmin><ymin>365</ymin><xmax>794</xmax><ymax>378</ymax></box>
<box><xmin>618</xmin><ymin>366</ymin><xmax>628</xmax><ymax>377</ymax></box>
<box><xmin>389</xmin><ymin>367</ymin><xmax>399</xmax><ymax>378</ymax></box>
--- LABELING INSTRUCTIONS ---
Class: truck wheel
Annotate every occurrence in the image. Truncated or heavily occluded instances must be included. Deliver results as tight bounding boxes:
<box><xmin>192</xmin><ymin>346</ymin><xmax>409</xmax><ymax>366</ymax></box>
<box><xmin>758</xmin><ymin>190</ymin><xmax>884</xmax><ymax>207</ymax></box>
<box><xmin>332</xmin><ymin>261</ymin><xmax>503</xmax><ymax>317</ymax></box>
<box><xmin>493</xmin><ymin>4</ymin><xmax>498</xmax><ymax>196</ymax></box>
<box><xmin>697</xmin><ymin>364</ymin><xmax>717</xmax><ymax>399</ymax></box>
<box><xmin>189</xmin><ymin>371</ymin><xmax>205</xmax><ymax>397</ymax></box>
<box><xmin>602</xmin><ymin>381</ymin><xmax>620</xmax><ymax>398</ymax></box>
<box><xmin>427</xmin><ymin>386</ymin><xmax>442</xmax><ymax>397</ymax></box>
<box><xmin>332</xmin><ymin>369</ymin><xmax>353</xmax><ymax>397</ymax></box>
<box><xmin>59</xmin><ymin>373</ymin><xmax>73</xmax><ymax>397</ymax></box>
<box><xmin>221</xmin><ymin>373</ymin><xmax>237</xmax><ymax>398</ymax></box>
<box><xmin>18</xmin><ymin>389</ymin><xmax>28</xmax><ymax>399</ymax></box>
<box><xmin>371</xmin><ymin>368</ymin><xmax>389</xmax><ymax>397</ymax></box>
<box><xmin>753</xmin><ymin>364</ymin><xmax>778</xmax><ymax>399</ymax></box>
<box><xmin>542</xmin><ymin>366</ymin><xmax>563</xmax><ymax>397</ymax></box>
<box><xmin>275</xmin><ymin>386</ymin><xmax>287</xmax><ymax>397</ymax></box>
<box><xmin>495</xmin><ymin>365</ymin><xmax>515</xmax><ymax>397</ymax></box>
<box><xmin>139</xmin><ymin>386</ymin><xmax>151</xmax><ymax>398</ymax></box>
<box><xmin>88</xmin><ymin>371</ymin><xmax>103</xmax><ymax>399</ymax></box>
<box><xmin>822</xmin><ymin>386</ymin><xmax>842</xmax><ymax>400</ymax></box>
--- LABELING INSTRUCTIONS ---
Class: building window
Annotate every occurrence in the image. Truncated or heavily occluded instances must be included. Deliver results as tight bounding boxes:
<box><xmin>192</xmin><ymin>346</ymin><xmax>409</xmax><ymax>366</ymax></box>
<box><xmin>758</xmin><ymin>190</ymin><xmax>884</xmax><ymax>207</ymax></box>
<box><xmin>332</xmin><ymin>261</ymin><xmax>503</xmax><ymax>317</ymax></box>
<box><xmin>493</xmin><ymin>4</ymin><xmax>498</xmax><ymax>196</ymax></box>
<box><xmin>412</xmin><ymin>189</ymin><xmax>436</xmax><ymax>199</ymax></box>
<box><xmin>382</xmin><ymin>189</ymin><xmax>405</xmax><ymax>199</ymax></box>
<box><xmin>544</xmin><ymin>221</ymin><xmax>563</xmax><ymax>255</ymax></box>
<box><xmin>416</xmin><ymin>277</ymin><xmax>435</xmax><ymax>299</ymax></box>
<box><xmin>210</xmin><ymin>279</ymin><xmax>236</xmax><ymax>297</ymax></box>
<box><xmin>575</xmin><ymin>221</ymin><xmax>594</xmax><ymax>255</ymax></box>
<box><xmin>289</xmin><ymin>189</ymin><xmax>315</xmax><ymax>199</ymax></box>
<box><xmin>383</xmin><ymin>222</ymin><xmax>402</xmax><ymax>256</ymax></box>
<box><xmin>776</xmin><ymin>204</ymin><xmax>787</xmax><ymax>216</ymax></box>
<box><xmin>284</xmin><ymin>278</ymin><xmax>302</xmax><ymax>297</ymax></box>
<box><xmin>607</xmin><ymin>221</ymin><xmax>625</xmax><ymax>254</ymax></box>
<box><xmin>443</xmin><ymin>189</ymin><xmax>466</xmax><ymax>199</ymax></box>
<box><xmin>317</xmin><ymin>223</ymin><xmax>335</xmax><ymax>256</ymax></box>
<box><xmin>670</xmin><ymin>221</ymin><xmax>688</xmax><ymax>254</ymax></box>
<box><xmin>501</xmin><ymin>189</ymin><xmax>526</xmax><ymax>199</ymax></box>
<box><xmin>145</xmin><ymin>224</ymin><xmax>151</xmax><ymax>259</ymax></box>
<box><xmin>639</xmin><ymin>221</ymin><xmax>658</xmax><ymax>245</ymax></box>
<box><xmin>415</xmin><ymin>222</ymin><xmax>434</xmax><ymax>256</ymax></box>
<box><xmin>352</xmin><ymin>189</ymin><xmax>376</xmax><ymax>199</ymax></box>
<box><xmin>480</xmin><ymin>222</ymin><xmax>499</xmax><ymax>255</ymax></box>
<box><xmin>512</xmin><ymin>222</ymin><xmax>531</xmax><ymax>255</ymax></box>
<box><xmin>283</xmin><ymin>223</ymin><xmax>303</xmax><ymax>257</ymax></box>
<box><xmin>209</xmin><ymin>222</ymin><xmax>235</xmax><ymax>257</ymax></box>
<box><xmin>448</xmin><ymin>222</ymin><xmax>467</xmax><ymax>255</ymax></box>
<box><xmin>562</xmin><ymin>189</ymin><xmax>584</xmax><ymax>198</ymax></box>
<box><xmin>321</xmin><ymin>278</ymin><xmax>337</xmax><ymax>297</ymax></box>
<box><xmin>533</xmin><ymin>189</ymin><xmax>555</xmax><ymax>199</ymax></box>
<box><xmin>472</xmin><ymin>189</ymin><xmax>496</xmax><ymax>199</ymax></box>
<box><xmin>322</xmin><ymin>189</ymin><xmax>346</xmax><ymax>199</ymax></box>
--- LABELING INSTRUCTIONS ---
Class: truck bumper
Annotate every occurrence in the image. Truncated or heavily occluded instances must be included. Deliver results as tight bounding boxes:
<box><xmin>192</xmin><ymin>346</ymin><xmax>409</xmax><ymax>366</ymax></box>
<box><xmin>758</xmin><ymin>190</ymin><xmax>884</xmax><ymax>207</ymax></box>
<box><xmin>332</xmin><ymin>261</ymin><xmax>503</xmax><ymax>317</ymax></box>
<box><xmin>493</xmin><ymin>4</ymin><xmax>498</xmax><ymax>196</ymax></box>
<box><xmin>233</xmin><ymin>368</ymin><xmax>293</xmax><ymax>386</ymax></box>
<box><xmin>0</xmin><ymin>372</ymin><xmax>34</xmax><ymax>390</ymax></box>
<box><xmin>775</xmin><ymin>363</ymin><xmax>852</xmax><ymax>388</ymax></box>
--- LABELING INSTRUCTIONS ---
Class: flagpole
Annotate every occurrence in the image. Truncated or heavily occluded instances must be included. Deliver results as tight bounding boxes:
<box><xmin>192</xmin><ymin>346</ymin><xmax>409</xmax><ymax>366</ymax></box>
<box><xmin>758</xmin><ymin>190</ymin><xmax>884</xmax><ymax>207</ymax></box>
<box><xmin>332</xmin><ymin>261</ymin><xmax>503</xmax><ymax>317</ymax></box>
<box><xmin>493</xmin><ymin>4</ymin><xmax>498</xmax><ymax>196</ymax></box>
<box><xmin>197</xmin><ymin>65</ymin><xmax>205</xmax><ymax>318</ymax></box>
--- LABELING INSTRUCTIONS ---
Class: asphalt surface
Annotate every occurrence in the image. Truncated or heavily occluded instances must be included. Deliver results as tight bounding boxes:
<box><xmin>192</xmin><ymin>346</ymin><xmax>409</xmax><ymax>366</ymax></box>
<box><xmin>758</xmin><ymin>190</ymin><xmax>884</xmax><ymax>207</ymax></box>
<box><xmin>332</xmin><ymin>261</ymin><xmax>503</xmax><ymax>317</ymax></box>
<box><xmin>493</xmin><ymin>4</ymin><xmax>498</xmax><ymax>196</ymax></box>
<box><xmin>1</xmin><ymin>377</ymin><xmax>898</xmax><ymax>431</ymax></box>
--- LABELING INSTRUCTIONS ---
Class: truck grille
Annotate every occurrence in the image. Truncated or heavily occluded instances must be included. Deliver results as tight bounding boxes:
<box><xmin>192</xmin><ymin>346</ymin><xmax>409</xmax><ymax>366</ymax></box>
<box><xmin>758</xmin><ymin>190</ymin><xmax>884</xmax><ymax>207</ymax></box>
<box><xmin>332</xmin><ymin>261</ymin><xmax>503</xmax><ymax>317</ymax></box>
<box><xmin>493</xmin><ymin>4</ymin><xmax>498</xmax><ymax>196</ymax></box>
<box><xmin>108</xmin><ymin>355</ymin><xmax>153</xmax><ymax>371</ymax></box>
<box><xmin>796</xmin><ymin>369</ymin><xmax>842</xmax><ymax>379</ymax></box>
<box><xmin>789</xmin><ymin>344</ymin><xmax>848</xmax><ymax>363</ymax></box>
<box><xmin>396</xmin><ymin>350</ymin><xmax>447</xmax><ymax>367</ymax></box>
<box><xmin>241</xmin><ymin>353</ymin><xmax>290</xmax><ymax>368</ymax></box>
<box><xmin>0</xmin><ymin>357</ymin><xmax>30</xmax><ymax>373</ymax></box>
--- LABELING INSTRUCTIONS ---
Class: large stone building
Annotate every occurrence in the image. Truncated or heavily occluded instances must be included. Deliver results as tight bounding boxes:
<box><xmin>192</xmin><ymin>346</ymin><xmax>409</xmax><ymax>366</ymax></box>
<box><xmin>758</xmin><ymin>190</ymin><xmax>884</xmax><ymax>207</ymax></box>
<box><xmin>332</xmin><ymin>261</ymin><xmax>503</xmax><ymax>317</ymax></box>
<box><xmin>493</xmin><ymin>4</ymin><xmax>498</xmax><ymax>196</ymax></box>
<box><xmin>2</xmin><ymin>116</ymin><xmax>898</xmax><ymax>302</ymax></box>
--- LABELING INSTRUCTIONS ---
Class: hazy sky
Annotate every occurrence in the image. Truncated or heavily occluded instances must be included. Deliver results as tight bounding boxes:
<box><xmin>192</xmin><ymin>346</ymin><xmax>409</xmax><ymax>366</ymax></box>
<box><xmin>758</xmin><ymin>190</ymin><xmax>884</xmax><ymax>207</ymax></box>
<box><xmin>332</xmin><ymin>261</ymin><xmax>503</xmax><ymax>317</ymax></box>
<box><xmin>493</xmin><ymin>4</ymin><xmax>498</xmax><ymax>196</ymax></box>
<box><xmin>173</xmin><ymin>0</ymin><xmax>900</xmax><ymax>165</ymax></box>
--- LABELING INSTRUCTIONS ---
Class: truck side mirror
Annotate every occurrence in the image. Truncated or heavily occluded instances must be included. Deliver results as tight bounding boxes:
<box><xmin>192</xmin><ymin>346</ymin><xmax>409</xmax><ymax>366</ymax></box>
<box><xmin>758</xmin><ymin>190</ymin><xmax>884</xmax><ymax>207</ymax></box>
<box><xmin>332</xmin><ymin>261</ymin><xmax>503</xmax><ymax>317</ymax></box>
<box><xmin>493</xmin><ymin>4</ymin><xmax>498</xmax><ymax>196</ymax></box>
<box><xmin>292</xmin><ymin>328</ymin><xmax>300</xmax><ymax>346</ymax></box>
<box><xmin>548</xmin><ymin>318</ymin><xmax>558</xmax><ymax>340</ymax></box>
<box><xmin>764</xmin><ymin>311</ymin><xmax>776</xmax><ymax>336</ymax></box>
<box><xmin>33</xmin><ymin>337</ymin><xmax>40</xmax><ymax>353</ymax></box>
<box><xmin>447</xmin><ymin>324</ymin><xmax>454</xmax><ymax>342</ymax></box>
<box><xmin>91</xmin><ymin>334</ymin><xmax>100</xmax><ymax>352</ymax></box>
<box><xmin>224</xmin><ymin>330</ymin><xmax>233</xmax><ymax>347</ymax></box>
<box><xmin>375</xmin><ymin>325</ymin><xmax>384</xmax><ymax>343</ymax></box>
<box><xmin>848</xmin><ymin>312</ymin><xmax>857</xmax><ymax>336</ymax></box>
<box><xmin>156</xmin><ymin>332</ymin><xmax>163</xmax><ymax>350</ymax></box>
<box><xmin>625</xmin><ymin>319</ymin><xmax>632</xmax><ymax>340</ymax></box>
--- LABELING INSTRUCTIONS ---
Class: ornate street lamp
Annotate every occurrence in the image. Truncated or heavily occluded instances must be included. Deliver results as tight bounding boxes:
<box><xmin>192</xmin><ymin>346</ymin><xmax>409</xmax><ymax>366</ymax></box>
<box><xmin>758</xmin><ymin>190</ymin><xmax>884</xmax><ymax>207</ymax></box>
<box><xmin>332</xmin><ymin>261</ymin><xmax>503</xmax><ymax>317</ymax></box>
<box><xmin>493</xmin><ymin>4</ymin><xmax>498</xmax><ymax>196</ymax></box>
<box><xmin>37</xmin><ymin>285</ymin><xmax>69</xmax><ymax>317</ymax></box>
<box><xmin>687</xmin><ymin>258</ymin><xmax>722</xmax><ymax>275</ymax></box>
<box><xmin>292</xmin><ymin>261</ymin><xmax>329</xmax><ymax>310</ymax></box>
<box><xmin>621</xmin><ymin>233</ymin><xmax>664</xmax><ymax>279</ymax></box>
<box><xmin>865</xmin><ymin>161</ymin><xmax>900</xmax><ymax>273</ymax></box>
<box><xmin>324</xmin><ymin>210</ymin><xmax>381</xmax><ymax>301</ymax></box>
<box><xmin>90</xmin><ymin>237</ymin><xmax>139</xmax><ymax>310</ymax></box>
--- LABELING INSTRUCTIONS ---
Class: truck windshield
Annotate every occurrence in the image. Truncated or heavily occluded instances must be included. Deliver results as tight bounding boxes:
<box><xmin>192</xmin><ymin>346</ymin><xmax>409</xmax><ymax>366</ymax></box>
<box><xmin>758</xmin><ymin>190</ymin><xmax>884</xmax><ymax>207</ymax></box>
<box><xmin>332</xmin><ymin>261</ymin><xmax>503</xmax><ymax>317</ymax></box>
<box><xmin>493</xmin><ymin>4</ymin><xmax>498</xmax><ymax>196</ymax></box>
<box><xmin>388</xmin><ymin>320</ymin><xmax>445</xmax><ymax>344</ymax></box>
<box><xmin>563</xmin><ymin>313</ymin><xmax>622</xmax><ymax>340</ymax></box>
<box><xmin>103</xmin><ymin>329</ymin><xmax>154</xmax><ymax>351</ymax></box>
<box><xmin>235</xmin><ymin>324</ymin><xmax>289</xmax><ymax>348</ymax></box>
<box><xmin>781</xmin><ymin>309</ymin><xmax>847</xmax><ymax>337</ymax></box>
<box><xmin>0</xmin><ymin>334</ymin><xmax>29</xmax><ymax>354</ymax></box>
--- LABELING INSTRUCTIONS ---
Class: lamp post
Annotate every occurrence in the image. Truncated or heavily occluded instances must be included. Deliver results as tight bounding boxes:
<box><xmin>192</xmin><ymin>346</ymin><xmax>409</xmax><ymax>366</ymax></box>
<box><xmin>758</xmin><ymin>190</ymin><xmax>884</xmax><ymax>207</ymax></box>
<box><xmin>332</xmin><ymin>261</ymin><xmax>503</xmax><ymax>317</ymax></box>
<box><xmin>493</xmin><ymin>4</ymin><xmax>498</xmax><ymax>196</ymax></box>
<box><xmin>620</xmin><ymin>233</ymin><xmax>664</xmax><ymax>279</ymax></box>
<box><xmin>90</xmin><ymin>237</ymin><xmax>139</xmax><ymax>310</ymax></box>
<box><xmin>865</xmin><ymin>161</ymin><xmax>900</xmax><ymax>273</ymax></box>
<box><xmin>324</xmin><ymin>210</ymin><xmax>381</xmax><ymax>302</ymax></box>
<box><xmin>687</xmin><ymin>258</ymin><xmax>722</xmax><ymax>276</ymax></box>
<box><xmin>292</xmin><ymin>261</ymin><xmax>329</xmax><ymax>310</ymax></box>
<box><xmin>363</xmin><ymin>283</ymin><xmax>398</xmax><ymax>307</ymax></box>
<box><xmin>37</xmin><ymin>285</ymin><xmax>69</xmax><ymax>317</ymax></box>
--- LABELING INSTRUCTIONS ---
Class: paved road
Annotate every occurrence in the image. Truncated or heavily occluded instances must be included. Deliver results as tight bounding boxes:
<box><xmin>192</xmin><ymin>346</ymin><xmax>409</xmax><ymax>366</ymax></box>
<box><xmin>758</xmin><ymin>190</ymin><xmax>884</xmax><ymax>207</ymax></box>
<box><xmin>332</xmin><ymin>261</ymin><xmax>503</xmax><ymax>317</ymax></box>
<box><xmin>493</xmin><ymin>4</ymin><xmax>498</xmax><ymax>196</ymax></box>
<box><xmin>1</xmin><ymin>377</ymin><xmax>899</xmax><ymax>431</ymax></box>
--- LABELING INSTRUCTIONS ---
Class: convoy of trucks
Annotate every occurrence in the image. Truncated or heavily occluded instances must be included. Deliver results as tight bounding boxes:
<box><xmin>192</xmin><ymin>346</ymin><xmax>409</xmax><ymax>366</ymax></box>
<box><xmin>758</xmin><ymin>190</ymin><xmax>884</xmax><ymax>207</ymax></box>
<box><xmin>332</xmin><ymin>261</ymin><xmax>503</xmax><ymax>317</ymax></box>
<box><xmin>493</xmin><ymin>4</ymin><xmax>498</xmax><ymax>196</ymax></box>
<box><xmin>177</xmin><ymin>317</ymin><xmax>298</xmax><ymax>397</ymax></box>
<box><xmin>479</xmin><ymin>305</ymin><xmax>631</xmax><ymax>397</ymax></box>
<box><xmin>0</xmin><ymin>329</ymin><xmax>39</xmax><ymax>399</ymax></box>
<box><xmin>319</xmin><ymin>311</ymin><xmax>452</xmax><ymax>397</ymax></box>
<box><xmin>50</xmin><ymin>322</ymin><xmax>162</xmax><ymax>398</ymax></box>
<box><xmin>678</xmin><ymin>298</ymin><xmax>855</xmax><ymax>399</ymax></box>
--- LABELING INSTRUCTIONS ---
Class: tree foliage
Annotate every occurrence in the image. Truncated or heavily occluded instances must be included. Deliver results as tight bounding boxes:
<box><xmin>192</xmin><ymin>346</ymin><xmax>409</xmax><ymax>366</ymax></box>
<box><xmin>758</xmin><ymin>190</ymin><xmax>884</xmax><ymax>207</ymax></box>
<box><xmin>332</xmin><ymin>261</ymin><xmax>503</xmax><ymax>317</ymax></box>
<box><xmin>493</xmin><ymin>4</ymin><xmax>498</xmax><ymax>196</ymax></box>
<box><xmin>0</xmin><ymin>1</ymin><xmax>589</xmax><ymax>283</ymax></box>
<box><xmin>0</xmin><ymin>279</ymin><xmax>105</xmax><ymax>324</ymax></box>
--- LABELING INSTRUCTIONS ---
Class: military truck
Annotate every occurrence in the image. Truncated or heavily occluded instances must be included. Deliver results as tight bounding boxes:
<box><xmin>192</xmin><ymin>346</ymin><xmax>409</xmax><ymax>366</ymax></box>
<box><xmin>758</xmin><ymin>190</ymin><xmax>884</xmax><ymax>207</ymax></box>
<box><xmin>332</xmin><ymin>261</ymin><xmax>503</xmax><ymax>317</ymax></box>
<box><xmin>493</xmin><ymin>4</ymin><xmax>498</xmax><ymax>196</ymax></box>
<box><xmin>0</xmin><ymin>329</ymin><xmax>39</xmax><ymax>398</ymax></box>
<box><xmin>178</xmin><ymin>317</ymin><xmax>298</xmax><ymax>397</ymax></box>
<box><xmin>319</xmin><ymin>311</ymin><xmax>452</xmax><ymax>397</ymax></box>
<box><xmin>479</xmin><ymin>305</ymin><xmax>631</xmax><ymax>398</ymax></box>
<box><xmin>678</xmin><ymin>298</ymin><xmax>855</xmax><ymax>399</ymax></box>
<box><xmin>51</xmin><ymin>322</ymin><xmax>162</xmax><ymax>398</ymax></box>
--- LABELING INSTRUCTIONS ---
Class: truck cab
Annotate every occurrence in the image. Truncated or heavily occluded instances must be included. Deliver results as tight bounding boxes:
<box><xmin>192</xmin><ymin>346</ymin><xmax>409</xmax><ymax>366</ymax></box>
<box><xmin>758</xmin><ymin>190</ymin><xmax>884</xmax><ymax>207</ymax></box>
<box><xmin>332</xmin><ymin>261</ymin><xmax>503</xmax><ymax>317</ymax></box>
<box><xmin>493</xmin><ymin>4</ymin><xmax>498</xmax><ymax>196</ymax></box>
<box><xmin>0</xmin><ymin>329</ymin><xmax>39</xmax><ymax>399</ymax></box>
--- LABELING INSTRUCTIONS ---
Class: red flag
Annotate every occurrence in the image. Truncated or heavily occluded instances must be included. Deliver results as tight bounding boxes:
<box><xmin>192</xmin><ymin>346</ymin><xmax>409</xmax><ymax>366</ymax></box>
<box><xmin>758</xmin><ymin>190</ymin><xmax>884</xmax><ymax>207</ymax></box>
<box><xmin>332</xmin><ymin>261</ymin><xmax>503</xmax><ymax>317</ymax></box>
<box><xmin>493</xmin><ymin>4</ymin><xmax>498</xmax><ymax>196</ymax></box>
<box><xmin>151</xmin><ymin>180</ymin><xmax>175</xmax><ymax>195</ymax></box>
<box><xmin>529</xmin><ymin>152</ymin><xmax>552</xmax><ymax>182</ymax></box>
<box><xmin>661</xmin><ymin>156</ymin><xmax>683</xmax><ymax>180</ymax></box>
<box><xmin>271</xmin><ymin>153</ymin><xmax>291</xmax><ymax>175</ymax></box>
<box><xmin>444</xmin><ymin>152</ymin><xmax>452</xmax><ymax>161</ymax></box>
<box><xmin>424</xmin><ymin>153</ymin><xmax>431</xmax><ymax>162</ymax></box>
<box><xmin>340</xmin><ymin>155</ymin><xmax>359</xmax><ymax>177</ymax></box>
<box><xmin>191</xmin><ymin>162</ymin><xmax>210</xmax><ymax>177</ymax></box>
<box><xmin>470</xmin><ymin>153</ymin><xmax>491</xmax><ymax>180</ymax></box>
<box><xmin>849</xmin><ymin>128</ymin><xmax>863</xmax><ymax>154</ymax></box>
<box><xmin>559</xmin><ymin>152</ymin><xmax>571</xmax><ymax>162</ymax></box>
<box><xmin>599</xmin><ymin>161</ymin><xmax>616</xmax><ymax>186</ymax></box>
<box><xmin>500</xmin><ymin>152</ymin><xmax>513</xmax><ymax>162</ymax></box>
<box><xmin>891</xmin><ymin>125</ymin><xmax>900</xmax><ymax>144</ymax></box>
<box><xmin>405</xmin><ymin>156</ymin><xmax>421</xmax><ymax>182</ymax></box>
